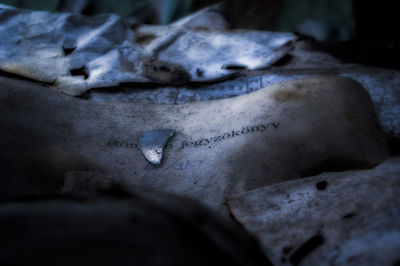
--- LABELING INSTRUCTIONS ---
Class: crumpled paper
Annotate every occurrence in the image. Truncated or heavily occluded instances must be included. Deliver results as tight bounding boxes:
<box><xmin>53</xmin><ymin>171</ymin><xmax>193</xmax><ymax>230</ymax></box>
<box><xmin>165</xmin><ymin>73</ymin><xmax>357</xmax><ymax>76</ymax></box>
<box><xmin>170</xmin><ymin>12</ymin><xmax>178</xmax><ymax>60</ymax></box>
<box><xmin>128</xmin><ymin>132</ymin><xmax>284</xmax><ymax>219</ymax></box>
<box><xmin>0</xmin><ymin>5</ymin><xmax>296</xmax><ymax>96</ymax></box>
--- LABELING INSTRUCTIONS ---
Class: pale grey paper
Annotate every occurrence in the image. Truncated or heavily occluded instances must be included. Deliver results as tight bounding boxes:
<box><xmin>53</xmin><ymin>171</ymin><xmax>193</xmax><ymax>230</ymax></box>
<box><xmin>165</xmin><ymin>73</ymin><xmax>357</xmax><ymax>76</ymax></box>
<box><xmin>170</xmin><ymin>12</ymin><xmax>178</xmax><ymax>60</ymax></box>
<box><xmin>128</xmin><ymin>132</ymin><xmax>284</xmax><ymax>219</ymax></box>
<box><xmin>228</xmin><ymin>157</ymin><xmax>400</xmax><ymax>266</ymax></box>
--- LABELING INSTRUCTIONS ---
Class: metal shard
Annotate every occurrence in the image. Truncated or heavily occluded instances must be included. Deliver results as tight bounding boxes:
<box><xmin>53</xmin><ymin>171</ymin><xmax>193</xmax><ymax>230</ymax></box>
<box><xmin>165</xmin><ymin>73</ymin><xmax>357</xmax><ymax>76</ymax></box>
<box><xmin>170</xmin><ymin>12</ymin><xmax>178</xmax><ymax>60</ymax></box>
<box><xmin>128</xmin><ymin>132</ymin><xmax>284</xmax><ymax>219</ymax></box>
<box><xmin>139</xmin><ymin>129</ymin><xmax>174</xmax><ymax>165</ymax></box>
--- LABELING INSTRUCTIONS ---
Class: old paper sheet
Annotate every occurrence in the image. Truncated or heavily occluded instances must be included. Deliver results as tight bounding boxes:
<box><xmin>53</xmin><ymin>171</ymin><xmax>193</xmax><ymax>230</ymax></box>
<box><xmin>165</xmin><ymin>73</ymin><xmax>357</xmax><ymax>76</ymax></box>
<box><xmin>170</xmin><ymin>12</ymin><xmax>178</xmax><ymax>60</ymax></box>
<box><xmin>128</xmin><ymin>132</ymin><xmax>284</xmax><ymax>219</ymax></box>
<box><xmin>0</xmin><ymin>76</ymin><xmax>389</xmax><ymax>209</ymax></box>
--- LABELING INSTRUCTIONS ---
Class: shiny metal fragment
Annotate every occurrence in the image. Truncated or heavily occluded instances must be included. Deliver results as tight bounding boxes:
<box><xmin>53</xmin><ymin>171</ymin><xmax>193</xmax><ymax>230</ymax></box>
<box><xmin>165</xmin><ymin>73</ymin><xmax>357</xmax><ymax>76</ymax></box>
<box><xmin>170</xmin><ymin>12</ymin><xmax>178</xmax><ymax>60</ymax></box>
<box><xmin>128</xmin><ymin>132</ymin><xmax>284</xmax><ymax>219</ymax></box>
<box><xmin>139</xmin><ymin>129</ymin><xmax>174</xmax><ymax>164</ymax></box>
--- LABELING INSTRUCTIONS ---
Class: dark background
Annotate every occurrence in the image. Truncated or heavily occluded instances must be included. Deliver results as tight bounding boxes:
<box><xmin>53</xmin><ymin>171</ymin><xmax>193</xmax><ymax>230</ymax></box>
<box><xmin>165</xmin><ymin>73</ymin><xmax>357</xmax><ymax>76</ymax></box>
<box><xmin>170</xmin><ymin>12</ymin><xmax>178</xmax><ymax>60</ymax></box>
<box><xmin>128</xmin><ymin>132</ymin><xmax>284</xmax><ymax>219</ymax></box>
<box><xmin>1</xmin><ymin>0</ymin><xmax>399</xmax><ymax>68</ymax></box>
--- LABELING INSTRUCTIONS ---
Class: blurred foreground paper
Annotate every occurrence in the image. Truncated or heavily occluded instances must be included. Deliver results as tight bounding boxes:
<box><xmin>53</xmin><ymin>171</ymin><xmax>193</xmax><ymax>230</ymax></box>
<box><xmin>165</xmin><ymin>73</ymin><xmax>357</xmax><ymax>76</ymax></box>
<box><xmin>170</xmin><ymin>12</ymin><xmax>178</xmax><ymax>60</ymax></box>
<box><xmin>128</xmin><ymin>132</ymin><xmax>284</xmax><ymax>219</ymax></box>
<box><xmin>0</xmin><ymin>189</ymin><xmax>272</xmax><ymax>266</ymax></box>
